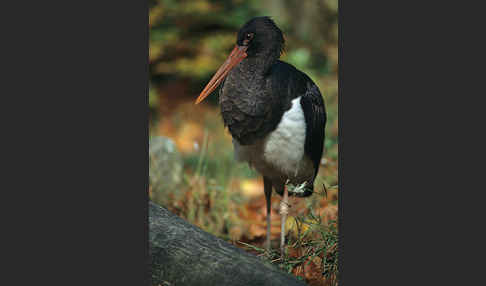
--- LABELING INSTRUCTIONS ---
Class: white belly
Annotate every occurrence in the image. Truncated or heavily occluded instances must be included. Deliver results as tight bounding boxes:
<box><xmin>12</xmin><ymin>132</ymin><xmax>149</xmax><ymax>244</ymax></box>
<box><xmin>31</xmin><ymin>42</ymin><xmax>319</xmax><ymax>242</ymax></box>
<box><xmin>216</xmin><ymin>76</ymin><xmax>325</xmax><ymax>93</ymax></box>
<box><xmin>233</xmin><ymin>97</ymin><xmax>312</xmax><ymax>181</ymax></box>
<box><xmin>263</xmin><ymin>97</ymin><xmax>307</xmax><ymax>177</ymax></box>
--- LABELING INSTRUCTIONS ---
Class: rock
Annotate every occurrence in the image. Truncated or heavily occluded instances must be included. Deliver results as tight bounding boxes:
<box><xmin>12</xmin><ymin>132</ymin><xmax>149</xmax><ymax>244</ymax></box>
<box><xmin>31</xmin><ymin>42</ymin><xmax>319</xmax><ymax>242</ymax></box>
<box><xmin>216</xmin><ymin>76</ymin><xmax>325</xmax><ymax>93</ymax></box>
<box><xmin>149</xmin><ymin>136</ymin><xmax>183</xmax><ymax>205</ymax></box>
<box><xmin>149</xmin><ymin>202</ymin><xmax>307</xmax><ymax>286</ymax></box>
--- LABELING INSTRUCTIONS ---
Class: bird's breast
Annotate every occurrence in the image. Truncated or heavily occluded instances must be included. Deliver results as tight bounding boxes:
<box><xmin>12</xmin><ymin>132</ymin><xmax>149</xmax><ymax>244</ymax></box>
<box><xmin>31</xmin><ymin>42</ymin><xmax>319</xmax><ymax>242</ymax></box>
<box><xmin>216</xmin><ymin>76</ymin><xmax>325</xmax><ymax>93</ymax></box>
<box><xmin>220</xmin><ymin>79</ymin><xmax>281</xmax><ymax>145</ymax></box>
<box><xmin>232</xmin><ymin>97</ymin><xmax>313</xmax><ymax>182</ymax></box>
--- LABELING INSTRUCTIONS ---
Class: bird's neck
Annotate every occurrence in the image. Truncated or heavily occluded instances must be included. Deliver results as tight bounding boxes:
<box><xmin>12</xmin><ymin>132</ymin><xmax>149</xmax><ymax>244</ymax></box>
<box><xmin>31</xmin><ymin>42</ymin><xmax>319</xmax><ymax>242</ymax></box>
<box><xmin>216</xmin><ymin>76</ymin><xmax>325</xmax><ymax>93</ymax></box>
<box><xmin>238</xmin><ymin>52</ymin><xmax>279</xmax><ymax>76</ymax></box>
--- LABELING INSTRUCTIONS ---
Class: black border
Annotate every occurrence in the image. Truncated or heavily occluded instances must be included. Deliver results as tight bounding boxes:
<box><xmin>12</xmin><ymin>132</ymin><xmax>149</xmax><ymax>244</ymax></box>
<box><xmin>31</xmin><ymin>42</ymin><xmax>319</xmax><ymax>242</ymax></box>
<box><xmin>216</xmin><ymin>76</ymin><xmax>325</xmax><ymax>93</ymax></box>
<box><xmin>5</xmin><ymin>0</ymin><xmax>476</xmax><ymax>284</ymax></box>
<box><xmin>4</xmin><ymin>1</ymin><xmax>150</xmax><ymax>284</ymax></box>
<box><xmin>338</xmin><ymin>1</ymin><xmax>472</xmax><ymax>284</ymax></box>
<box><xmin>338</xmin><ymin>0</ymin><xmax>343</xmax><ymax>283</ymax></box>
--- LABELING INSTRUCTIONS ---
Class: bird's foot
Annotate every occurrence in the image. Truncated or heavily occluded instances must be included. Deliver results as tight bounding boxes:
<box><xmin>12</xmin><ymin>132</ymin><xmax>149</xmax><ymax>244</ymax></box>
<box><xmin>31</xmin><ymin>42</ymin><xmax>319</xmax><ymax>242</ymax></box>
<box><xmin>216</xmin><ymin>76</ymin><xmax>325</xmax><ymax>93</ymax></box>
<box><xmin>279</xmin><ymin>200</ymin><xmax>291</xmax><ymax>215</ymax></box>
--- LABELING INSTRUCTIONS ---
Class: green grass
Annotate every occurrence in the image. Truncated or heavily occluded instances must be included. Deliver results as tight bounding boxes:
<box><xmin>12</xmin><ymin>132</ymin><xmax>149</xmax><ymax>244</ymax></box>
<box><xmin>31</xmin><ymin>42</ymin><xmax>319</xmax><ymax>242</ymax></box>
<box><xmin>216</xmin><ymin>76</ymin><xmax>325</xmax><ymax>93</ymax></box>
<box><xmin>239</xmin><ymin>205</ymin><xmax>339</xmax><ymax>285</ymax></box>
<box><xmin>149</xmin><ymin>73</ymin><xmax>338</xmax><ymax>284</ymax></box>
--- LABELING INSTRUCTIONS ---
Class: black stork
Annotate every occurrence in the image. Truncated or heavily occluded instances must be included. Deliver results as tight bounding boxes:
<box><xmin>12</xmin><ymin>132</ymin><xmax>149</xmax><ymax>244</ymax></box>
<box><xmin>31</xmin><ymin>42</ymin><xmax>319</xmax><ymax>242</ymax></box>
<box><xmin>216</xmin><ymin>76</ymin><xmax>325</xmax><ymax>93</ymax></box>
<box><xmin>195</xmin><ymin>17</ymin><xmax>326</xmax><ymax>254</ymax></box>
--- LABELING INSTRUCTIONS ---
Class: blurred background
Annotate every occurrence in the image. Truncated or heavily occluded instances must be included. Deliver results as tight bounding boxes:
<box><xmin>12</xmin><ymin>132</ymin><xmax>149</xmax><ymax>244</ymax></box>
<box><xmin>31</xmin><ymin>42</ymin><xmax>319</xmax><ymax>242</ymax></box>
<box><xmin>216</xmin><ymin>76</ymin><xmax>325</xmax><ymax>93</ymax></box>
<box><xmin>149</xmin><ymin>0</ymin><xmax>338</xmax><ymax>284</ymax></box>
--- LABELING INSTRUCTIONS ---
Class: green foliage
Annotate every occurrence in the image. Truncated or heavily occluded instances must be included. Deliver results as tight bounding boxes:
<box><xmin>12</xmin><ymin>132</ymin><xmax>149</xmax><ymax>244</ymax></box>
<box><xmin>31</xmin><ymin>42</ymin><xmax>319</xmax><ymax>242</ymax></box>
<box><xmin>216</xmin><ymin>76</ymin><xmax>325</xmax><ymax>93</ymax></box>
<box><xmin>149</xmin><ymin>0</ymin><xmax>338</xmax><ymax>83</ymax></box>
<box><xmin>149</xmin><ymin>1</ymin><xmax>339</xmax><ymax>284</ymax></box>
<box><xmin>149</xmin><ymin>85</ymin><xmax>159</xmax><ymax>109</ymax></box>
<box><xmin>239</xmin><ymin>212</ymin><xmax>339</xmax><ymax>285</ymax></box>
<box><xmin>149</xmin><ymin>0</ymin><xmax>339</xmax><ymax>181</ymax></box>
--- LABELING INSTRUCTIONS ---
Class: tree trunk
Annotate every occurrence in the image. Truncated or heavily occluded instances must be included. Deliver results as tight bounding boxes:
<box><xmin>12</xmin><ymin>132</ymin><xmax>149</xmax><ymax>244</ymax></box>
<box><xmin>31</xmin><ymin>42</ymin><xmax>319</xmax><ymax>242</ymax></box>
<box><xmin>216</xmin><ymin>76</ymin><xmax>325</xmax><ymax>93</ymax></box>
<box><xmin>149</xmin><ymin>202</ymin><xmax>306</xmax><ymax>286</ymax></box>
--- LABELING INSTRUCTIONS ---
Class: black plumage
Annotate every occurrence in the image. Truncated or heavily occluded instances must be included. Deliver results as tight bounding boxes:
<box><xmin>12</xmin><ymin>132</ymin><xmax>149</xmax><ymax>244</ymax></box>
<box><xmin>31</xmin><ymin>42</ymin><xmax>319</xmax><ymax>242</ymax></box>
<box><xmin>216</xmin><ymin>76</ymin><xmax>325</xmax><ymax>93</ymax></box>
<box><xmin>196</xmin><ymin>16</ymin><xmax>326</xmax><ymax>252</ymax></box>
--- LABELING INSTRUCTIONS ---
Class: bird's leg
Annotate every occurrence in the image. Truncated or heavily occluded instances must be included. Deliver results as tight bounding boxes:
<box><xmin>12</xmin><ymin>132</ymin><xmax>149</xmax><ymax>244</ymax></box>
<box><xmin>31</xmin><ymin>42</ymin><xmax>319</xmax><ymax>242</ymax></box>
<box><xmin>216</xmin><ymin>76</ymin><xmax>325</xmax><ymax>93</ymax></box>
<box><xmin>280</xmin><ymin>184</ymin><xmax>290</xmax><ymax>256</ymax></box>
<box><xmin>263</xmin><ymin>177</ymin><xmax>273</xmax><ymax>251</ymax></box>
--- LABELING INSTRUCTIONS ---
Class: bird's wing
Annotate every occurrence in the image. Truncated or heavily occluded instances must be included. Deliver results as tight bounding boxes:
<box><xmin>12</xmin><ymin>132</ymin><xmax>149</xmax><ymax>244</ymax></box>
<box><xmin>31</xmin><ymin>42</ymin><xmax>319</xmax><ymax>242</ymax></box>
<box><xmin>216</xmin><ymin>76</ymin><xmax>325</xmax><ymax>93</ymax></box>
<box><xmin>300</xmin><ymin>81</ymin><xmax>327</xmax><ymax>179</ymax></box>
<box><xmin>220</xmin><ymin>69</ymin><xmax>284</xmax><ymax>145</ymax></box>
<box><xmin>270</xmin><ymin>61</ymin><xmax>327</xmax><ymax>178</ymax></box>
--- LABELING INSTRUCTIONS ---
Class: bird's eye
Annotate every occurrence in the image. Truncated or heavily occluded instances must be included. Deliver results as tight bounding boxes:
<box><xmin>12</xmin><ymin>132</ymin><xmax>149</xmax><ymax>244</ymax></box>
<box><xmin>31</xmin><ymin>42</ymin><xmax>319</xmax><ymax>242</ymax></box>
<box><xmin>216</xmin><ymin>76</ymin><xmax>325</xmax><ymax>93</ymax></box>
<box><xmin>242</xmin><ymin>33</ymin><xmax>254</xmax><ymax>46</ymax></box>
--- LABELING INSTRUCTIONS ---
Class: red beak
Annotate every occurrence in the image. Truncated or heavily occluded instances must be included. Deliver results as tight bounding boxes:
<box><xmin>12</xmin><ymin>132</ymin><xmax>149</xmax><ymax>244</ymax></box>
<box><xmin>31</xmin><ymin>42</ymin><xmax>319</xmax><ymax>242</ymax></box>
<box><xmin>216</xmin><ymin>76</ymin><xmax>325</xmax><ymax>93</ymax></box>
<box><xmin>195</xmin><ymin>45</ymin><xmax>248</xmax><ymax>104</ymax></box>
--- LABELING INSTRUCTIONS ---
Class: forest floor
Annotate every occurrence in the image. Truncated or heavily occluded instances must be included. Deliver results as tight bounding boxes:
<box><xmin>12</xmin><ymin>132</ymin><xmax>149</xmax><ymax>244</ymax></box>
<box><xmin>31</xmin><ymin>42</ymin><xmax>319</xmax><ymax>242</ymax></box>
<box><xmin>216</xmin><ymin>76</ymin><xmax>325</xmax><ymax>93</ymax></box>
<box><xmin>149</xmin><ymin>84</ymin><xmax>338</xmax><ymax>285</ymax></box>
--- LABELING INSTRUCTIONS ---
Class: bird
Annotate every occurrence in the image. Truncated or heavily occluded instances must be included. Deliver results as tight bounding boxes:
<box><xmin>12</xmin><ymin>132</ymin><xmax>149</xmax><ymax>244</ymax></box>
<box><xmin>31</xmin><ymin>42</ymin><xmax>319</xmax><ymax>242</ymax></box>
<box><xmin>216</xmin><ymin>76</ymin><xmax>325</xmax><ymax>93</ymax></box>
<box><xmin>195</xmin><ymin>16</ymin><xmax>326</xmax><ymax>254</ymax></box>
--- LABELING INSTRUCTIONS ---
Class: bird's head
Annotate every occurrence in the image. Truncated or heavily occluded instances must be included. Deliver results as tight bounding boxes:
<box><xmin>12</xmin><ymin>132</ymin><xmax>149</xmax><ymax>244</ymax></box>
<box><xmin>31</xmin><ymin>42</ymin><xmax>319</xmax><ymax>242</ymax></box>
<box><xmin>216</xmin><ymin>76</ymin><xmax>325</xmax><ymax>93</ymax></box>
<box><xmin>195</xmin><ymin>17</ymin><xmax>285</xmax><ymax>104</ymax></box>
<box><xmin>236</xmin><ymin>16</ymin><xmax>285</xmax><ymax>58</ymax></box>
